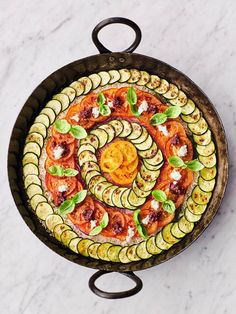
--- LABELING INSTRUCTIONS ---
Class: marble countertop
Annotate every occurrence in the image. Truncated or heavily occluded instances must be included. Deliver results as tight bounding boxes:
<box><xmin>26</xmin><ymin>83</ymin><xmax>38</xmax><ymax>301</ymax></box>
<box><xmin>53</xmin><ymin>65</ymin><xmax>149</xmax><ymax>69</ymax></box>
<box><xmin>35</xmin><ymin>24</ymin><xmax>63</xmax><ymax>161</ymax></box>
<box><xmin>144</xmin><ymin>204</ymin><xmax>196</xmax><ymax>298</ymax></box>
<box><xmin>1</xmin><ymin>0</ymin><xmax>236</xmax><ymax>313</ymax></box>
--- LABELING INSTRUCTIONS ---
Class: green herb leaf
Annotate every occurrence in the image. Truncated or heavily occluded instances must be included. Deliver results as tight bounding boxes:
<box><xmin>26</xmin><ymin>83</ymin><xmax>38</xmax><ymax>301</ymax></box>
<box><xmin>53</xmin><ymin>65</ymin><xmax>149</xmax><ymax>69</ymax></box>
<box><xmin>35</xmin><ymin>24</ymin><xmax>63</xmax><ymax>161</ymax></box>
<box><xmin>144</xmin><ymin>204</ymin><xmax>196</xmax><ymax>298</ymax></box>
<box><xmin>168</xmin><ymin>156</ymin><xmax>185</xmax><ymax>168</ymax></box>
<box><xmin>133</xmin><ymin>209</ymin><xmax>148</xmax><ymax>239</ymax></box>
<box><xmin>48</xmin><ymin>165</ymin><xmax>64</xmax><ymax>176</ymax></box>
<box><xmin>150</xmin><ymin>113</ymin><xmax>167</xmax><ymax>125</ymax></box>
<box><xmin>69</xmin><ymin>125</ymin><xmax>87</xmax><ymax>139</ymax></box>
<box><xmin>100</xmin><ymin>212</ymin><xmax>109</xmax><ymax>228</ymax></box>
<box><xmin>73</xmin><ymin>190</ymin><xmax>87</xmax><ymax>204</ymax></box>
<box><xmin>89</xmin><ymin>225</ymin><xmax>103</xmax><ymax>236</ymax></box>
<box><xmin>99</xmin><ymin>104</ymin><xmax>111</xmax><ymax>116</ymax></box>
<box><xmin>54</xmin><ymin>119</ymin><xmax>71</xmax><ymax>134</ymax></box>
<box><xmin>163</xmin><ymin>200</ymin><xmax>176</xmax><ymax>214</ymax></box>
<box><xmin>63</xmin><ymin>168</ymin><xmax>78</xmax><ymax>177</ymax></box>
<box><xmin>97</xmin><ymin>92</ymin><xmax>106</xmax><ymax>106</ymax></box>
<box><xmin>185</xmin><ymin>159</ymin><xmax>204</xmax><ymax>171</ymax></box>
<box><xmin>152</xmin><ymin>190</ymin><xmax>167</xmax><ymax>202</ymax></box>
<box><xmin>130</xmin><ymin>104</ymin><xmax>140</xmax><ymax>117</ymax></box>
<box><xmin>58</xmin><ymin>199</ymin><xmax>75</xmax><ymax>215</ymax></box>
<box><xmin>133</xmin><ymin>209</ymin><xmax>140</xmax><ymax>225</ymax></box>
<box><xmin>165</xmin><ymin>105</ymin><xmax>182</xmax><ymax>118</ymax></box>
<box><xmin>127</xmin><ymin>87</ymin><xmax>137</xmax><ymax>106</ymax></box>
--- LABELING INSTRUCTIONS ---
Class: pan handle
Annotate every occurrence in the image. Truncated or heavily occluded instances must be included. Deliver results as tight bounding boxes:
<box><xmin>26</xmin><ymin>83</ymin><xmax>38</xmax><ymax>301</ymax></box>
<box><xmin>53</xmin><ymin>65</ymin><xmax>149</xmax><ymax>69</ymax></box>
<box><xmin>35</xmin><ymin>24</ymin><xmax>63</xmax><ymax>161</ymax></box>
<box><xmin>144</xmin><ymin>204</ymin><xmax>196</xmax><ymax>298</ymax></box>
<box><xmin>92</xmin><ymin>17</ymin><xmax>142</xmax><ymax>54</ymax></box>
<box><xmin>88</xmin><ymin>270</ymin><xmax>143</xmax><ymax>299</ymax></box>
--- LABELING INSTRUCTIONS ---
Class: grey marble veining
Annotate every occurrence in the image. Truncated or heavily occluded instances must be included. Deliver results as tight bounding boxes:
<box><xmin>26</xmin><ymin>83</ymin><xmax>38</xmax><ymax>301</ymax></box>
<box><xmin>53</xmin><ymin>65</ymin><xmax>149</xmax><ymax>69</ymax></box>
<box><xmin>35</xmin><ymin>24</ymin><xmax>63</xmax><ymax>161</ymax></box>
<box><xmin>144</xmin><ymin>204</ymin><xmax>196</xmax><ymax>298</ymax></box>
<box><xmin>0</xmin><ymin>0</ymin><xmax>236</xmax><ymax>313</ymax></box>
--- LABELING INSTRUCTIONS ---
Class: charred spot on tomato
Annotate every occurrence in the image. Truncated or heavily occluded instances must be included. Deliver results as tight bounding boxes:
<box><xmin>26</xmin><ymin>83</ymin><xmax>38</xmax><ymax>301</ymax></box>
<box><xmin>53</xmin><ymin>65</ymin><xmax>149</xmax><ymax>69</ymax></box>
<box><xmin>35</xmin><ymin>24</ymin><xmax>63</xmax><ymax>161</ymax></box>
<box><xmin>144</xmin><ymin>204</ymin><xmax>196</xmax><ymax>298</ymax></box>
<box><xmin>171</xmin><ymin>135</ymin><xmax>180</xmax><ymax>145</ymax></box>
<box><xmin>112</xmin><ymin>222</ymin><xmax>124</xmax><ymax>234</ymax></box>
<box><xmin>82</xmin><ymin>208</ymin><xmax>94</xmax><ymax>222</ymax></box>
<box><xmin>54</xmin><ymin>192</ymin><xmax>65</xmax><ymax>206</ymax></box>
<box><xmin>149</xmin><ymin>211</ymin><xmax>163</xmax><ymax>222</ymax></box>
<box><xmin>169</xmin><ymin>181</ymin><xmax>186</xmax><ymax>195</ymax></box>
<box><xmin>80</xmin><ymin>107</ymin><xmax>92</xmax><ymax>120</ymax></box>
<box><xmin>113</xmin><ymin>96</ymin><xmax>123</xmax><ymax>108</ymax></box>
<box><xmin>146</xmin><ymin>103</ymin><xmax>157</xmax><ymax>114</ymax></box>
<box><xmin>59</xmin><ymin>141</ymin><xmax>70</xmax><ymax>157</ymax></box>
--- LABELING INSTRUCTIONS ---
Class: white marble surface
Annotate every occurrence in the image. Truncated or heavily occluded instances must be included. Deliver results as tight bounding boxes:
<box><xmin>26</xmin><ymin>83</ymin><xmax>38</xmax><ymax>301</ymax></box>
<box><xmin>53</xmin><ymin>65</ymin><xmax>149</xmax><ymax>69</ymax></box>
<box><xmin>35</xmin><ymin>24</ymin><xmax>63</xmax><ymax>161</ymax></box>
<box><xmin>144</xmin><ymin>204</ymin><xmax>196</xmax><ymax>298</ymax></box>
<box><xmin>0</xmin><ymin>0</ymin><xmax>236</xmax><ymax>313</ymax></box>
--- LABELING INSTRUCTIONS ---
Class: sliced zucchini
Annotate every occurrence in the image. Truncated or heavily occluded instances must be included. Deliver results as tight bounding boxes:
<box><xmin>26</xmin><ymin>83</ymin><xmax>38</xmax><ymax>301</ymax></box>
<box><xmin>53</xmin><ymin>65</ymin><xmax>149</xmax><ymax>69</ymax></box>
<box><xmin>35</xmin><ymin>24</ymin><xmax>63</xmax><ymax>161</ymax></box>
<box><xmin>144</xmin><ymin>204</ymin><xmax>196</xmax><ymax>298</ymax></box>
<box><xmin>169</xmin><ymin>90</ymin><xmax>188</xmax><ymax>107</ymax></box>
<box><xmin>23</xmin><ymin>142</ymin><xmax>41</xmax><ymax>157</ymax></box>
<box><xmin>187</xmin><ymin>197</ymin><xmax>207</xmax><ymax>215</ymax></box>
<box><xmin>155</xmin><ymin>79</ymin><xmax>170</xmax><ymax>94</ymax></box>
<box><xmin>108</xmin><ymin>70</ymin><xmax>121</xmax><ymax>83</ymax></box>
<box><xmin>118</xmin><ymin>69</ymin><xmax>131</xmax><ymax>83</ymax></box>
<box><xmin>112</xmin><ymin>187</ymin><xmax>127</xmax><ymax>208</ymax></box>
<box><xmin>46</xmin><ymin>99</ymin><xmax>62</xmax><ymax>115</ymax></box>
<box><xmin>45</xmin><ymin>214</ymin><xmax>63</xmax><ymax>232</ymax></box>
<box><xmin>81</xmin><ymin>163</ymin><xmax>100</xmax><ymax>179</ymax></box>
<box><xmin>108</xmin><ymin>119</ymin><xmax>124</xmax><ymax>136</ymax></box>
<box><xmin>98</xmin><ymin>124</ymin><xmax>115</xmax><ymax>143</ymax></box>
<box><xmin>70</xmin><ymin>80</ymin><xmax>84</xmax><ymax>96</ymax></box>
<box><xmin>146</xmin><ymin>75</ymin><xmax>161</xmax><ymax>89</ymax></box>
<box><xmin>144</xmin><ymin>149</ymin><xmax>163</xmax><ymax>166</ymax></box>
<box><xmin>77</xmin><ymin>143</ymin><xmax>96</xmax><ymax>155</ymax></box>
<box><xmin>88</xmin><ymin>242</ymin><xmax>100</xmax><ymax>259</ymax></box>
<box><xmin>41</xmin><ymin>107</ymin><xmax>56</xmax><ymax>124</ymax></box>
<box><xmin>178</xmin><ymin>216</ymin><xmax>194</xmax><ymax>234</ymax></box>
<box><xmin>61</xmin><ymin>86</ymin><xmax>76</xmax><ymax>102</ymax></box>
<box><xmin>200</xmin><ymin>166</ymin><xmax>217</xmax><ymax>181</ymax></box>
<box><xmin>23</xmin><ymin>163</ymin><xmax>39</xmax><ymax>177</ymax></box>
<box><xmin>89</xmin><ymin>73</ymin><xmax>101</xmax><ymax>89</ymax></box>
<box><xmin>78</xmin><ymin>150</ymin><xmax>97</xmax><ymax>167</ymax></box>
<box><xmin>29</xmin><ymin>122</ymin><xmax>47</xmax><ymax>138</ymax></box>
<box><xmin>53</xmin><ymin>93</ymin><xmax>70</xmax><ymax>111</ymax></box>
<box><xmin>198</xmin><ymin>177</ymin><xmax>216</xmax><ymax>192</ymax></box>
<box><xmin>163</xmin><ymin>84</ymin><xmax>179</xmax><ymax>99</ymax></box>
<box><xmin>60</xmin><ymin>230</ymin><xmax>78</xmax><ymax>246</ymax></box>
<box><xmin>199</xmin><ymin>153</ymin><xmax>217</xmax><ymax>168</ymax></box>
<box><xmin>131</xmin><ymin>127</ymin><xmax>148</xmax><ymax>144</ymax></box>
<box><xmin>119</xmin><ymin>246</ymin><xmax>131</xmax><ymax>263</ymax></box>
<box><xmin>196</xmin><ymin>141</ymin><xmax>215</xmax><ymax>157</ymax></box>
<box><xmin>136</xmin><ymin>241</ymin><xmax>152</xmax><ymax>259</ymax></box>
<box><xmin>138</xmin><ymin>141</ymin><xmax>158</xmax><ymax>159</ymax></box>
<box><xmin>85</xmin><ymin>170</ymin><xmax>101</xmax><ymax>185</ymax></box>
<box><xmin>162</xmin><ymin>223</ymin><xmax>179</xmax><ymax>244</ymax></box>
<box><xmin>184</xmin><ymin>207</ymin><xmax>202</xmax><ymax>223</ymax></box>
<box><xmin>128</xmin><ymin>69</ymin><xmax>141</xmax><ymax>83</ymax></box>
<box><xmin>192</xmin><ymin>186</ymin><xmax>212</xmax><ymax>205</ymax></box>
<box><xmin>146</xmin><ymin>236</ymin><xmax>162</xmax><ymax>255</ymax></box>
<box><xmin>155</xmin><ymin>232</ymin><xmax>172</xmax><ymax>250</ymax></box>
<box><xmin>98</xmin><ymin>71</ymin><xmax>111</xmax><ymax>86</ymax></box>
<box><xmin>97</xmin><ymin>243</ymin><xmax>112</xmax><ymax>261</ymax></box>
<box><xmin>27</xmin><ymin>184</ymin><xmax>43</xmax><ymax>199</ymax></box>
<box><xmin>80</xmin><ymin>134</ymin><xmax>99</xmax><ymax>149</ymax></box>
<box><xmin>22</xmin><ymin>152</ymin><xmax>38</xmax><ymax>166</ymax></box>
<box><xmin>34</xmin><ymin>113</ymin><xmax>50</xmax><ymax>128</ymax></box>
<box><xmin>135</xmin><ymin>134</ymin><xmax>153</xmax><ymax>151</ymax></box>
<box><xmin>181</xmin><ymin>107</ymin><xmax>201</xmax><ymax>124</ymax></box>
<box><xmin>140</xmin><ymin>164</ymin><xmax>160</xmax><ymax>182</ymax></box>
<box><xmin>127</xmin><ymin>244</ymin><xmax>141</xmax><ymax>261</ymax></box>
<box><xmin>89</xmin><ymin>176</ymin><xmax>106</xmax><ymax>194</ymax></box>
<box><xmin>77</xmin><ymin>239</ymin><xmax>94</xmax><ymax>257</ymax></box>
<box><xmin>137</xmin><ymin>71</ymin><xmax>150</xmax><ymax>86</ymax></box>
<box><xmin>143</xmin><ymin>160</ymin><xmax>163</xmax><ymax>171</ymax></box>
<box><xmin>26</xmin><ymin>132</ymin><xmax>44</xmax><ymax>148</ymax></box>
<box><xmin>121</xmin><ymin>188</ymin><xmax>136</xmax><ymax>210</ymax></box>
<box><xmin>78</xmin><ymin>77</ymin><xmax>92</xmax><ymax>94</ymax></box>
<box><xmin>118</xmin><ymin>120</ymin><xmax>132</xmax><ymax>137</ymax></box>
<box><xmin>188</xmin><ymin>117</ymin><xmax>208</xmax><ymax>135</ymax></box>
<box><xmin>193</xmin><ymin>129</ymin><xmax>212</xmax><ymax>146</ymax></box>
<box><xmin>107</xmin><ymin>245</ymin><xmax>122</xmax><ymax>262</ymax></box>
<box><xmin>127</xmin><ymin>122</ymin><xmax>143</xmax><ymax>140</ymax></box>
<box><xmin>171</xmin><ymin>222</ymin><xmax>185</xmax><ymax>239</ymax></box>
<box><xmin>103</xmin><ymin>185</ymin><xmax>118</xmax><ymax>207</ymax></box>
<box><xmin>90</xmin><ymin>128</ymin><xmax>108</xmax><ymax>147</ymax></box>
<box><xmin>180</xmin><ymin>99</ymin><xmax>195</xmax><ymax>115</ymax></box>
<box><xmin>132</xmin><ymin>180</ymin><xmax>150</xmax><ymax>198</ymax></box>
<box><xmin>94</xmin><ymin>181</ymin><xmax>112</xmax><ymax>201</ymax></box>
<box><xmin>127</xmin><ymin>190</ymin><xmax>146</xmax><ymax>207</ymax></box>
<box><xmin>24</xmin><ymin>174</ymin><xmax>41</xmax><ymax>188</ymax></box>
<box><xmin>53</xmin><ymin>223</ymin><xmax>71</xmax><ymax>241</ymax></box>
<box><xmin>136</xmin><ymin>172</ymin><xmax>156</xmax><ymax>191</ymax></box>
<box><xmin>30</xmin><ymin>194</ymin><xmax>47</xmax><ymax>211</ymax></box>
<box><xmin>69</xmin><ymin>237</ymin><xmax>81</xmax><ymax>253</ymax></box>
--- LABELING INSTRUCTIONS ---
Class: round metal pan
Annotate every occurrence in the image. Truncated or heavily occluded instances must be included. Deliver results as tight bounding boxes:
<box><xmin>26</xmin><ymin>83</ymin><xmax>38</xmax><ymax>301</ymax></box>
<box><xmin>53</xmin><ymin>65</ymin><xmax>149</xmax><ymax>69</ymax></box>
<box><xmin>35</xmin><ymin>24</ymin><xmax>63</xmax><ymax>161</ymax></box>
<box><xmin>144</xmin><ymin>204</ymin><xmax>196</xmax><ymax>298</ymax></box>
<box><xmin>8</xmin><ymin>17</ymin><xmax>228</xmax><ymax>299</ymax></box>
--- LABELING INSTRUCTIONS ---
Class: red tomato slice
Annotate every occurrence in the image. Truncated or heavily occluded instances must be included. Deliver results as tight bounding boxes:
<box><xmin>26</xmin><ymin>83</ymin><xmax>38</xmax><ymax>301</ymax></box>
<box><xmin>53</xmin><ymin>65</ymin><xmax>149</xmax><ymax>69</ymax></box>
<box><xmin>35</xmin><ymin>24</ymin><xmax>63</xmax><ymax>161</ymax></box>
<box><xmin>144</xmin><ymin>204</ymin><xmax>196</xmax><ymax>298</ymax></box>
<box><xmin>165</xmin><ymin>135</ymin><xmax>193</xmax><ymax>161</ymax></box>
<box><xmin>154</xmin><ymin>180</ymin><xmax>185</xmax><ymax>209</ymax></box>
<box><xmin>113</xmin><ymin>87</ymin><xmax>130</xmax><ymax>115</ymax></box>
<box><xmin>159</xmin><ymin>164</ymin><xmax>193</xmax><ymax>189</ymax></box>
<box><xmin>51</xmin><ymin>126</ymin><xmax>75</xmax><ymax>144</ymax></box>
<box><xmin>46</xmin><ymin>137</ymin><xmax>75</xmax><ymax>162</ymax></box>
<box><xmin>44</xmin><ymin>156</ymin><xmax>75</xmax><ymax>171</ymax></box>
<box><xmin>102</xmin><ymin>209</ymin><xmax>127</xmax><ymax>240</ymax></box>
<box><xmin>45</xmin><ymin>173</ymin><xmax>77</xmax><ymax>196</ymax></box>
<box><xmin>68</xmin><ymin>197</ymin><xmax>95</xmax><ymax>226</ymax></box>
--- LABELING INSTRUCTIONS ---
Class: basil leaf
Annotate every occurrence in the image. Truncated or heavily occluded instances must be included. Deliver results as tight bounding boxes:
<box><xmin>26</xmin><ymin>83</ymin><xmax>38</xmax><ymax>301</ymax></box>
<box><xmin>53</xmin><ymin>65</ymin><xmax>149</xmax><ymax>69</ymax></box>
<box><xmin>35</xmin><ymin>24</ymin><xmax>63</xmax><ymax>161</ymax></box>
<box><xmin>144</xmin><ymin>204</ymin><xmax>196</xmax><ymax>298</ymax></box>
<box><xmin>89</xmin><ymin>225</ymin><xmax>103</xmax><ymax>236</ymax></box>
<box><xmin>63</xmin><ymin>168</ymin><xmax>78</xmax><ymax>177</ymax></box>
<box><xmin>152</xmin><ymin>189</ymin><xmax>167</xmax><ymax>202</ymax></box>
<box><xmin>185</xmin><ymin>159</ymin><xmax>204</xmax><ymax>171</ymax></box>
<box><xmin>97</xmin><ymin>92</ymin><xmax>106</xmax><ymax>106</ymax></box>
<box><xmin>127</xmin><ymin>87</ymin><xmax>137</xmax><ymax>106</ymax></box>
<box><xmin>168</xmin><ymin>156</ymin><xmax>185</xmax><ymax>168</ymax></box>
<box><xmin>54</xmin><ymin>119</ymin><xmax>71</xmax><ymax>134</ymax></box>
<box><xmin>150</xmin><ymin>113</ymin><xmax>167</xmax><ymax>125</ymax></box>
<box><xmin>58</xmin><ymin>199</ymin><xmax>75</xmax><ymax>215</ymax></box>
<box><xmin>133</xmin><ymin>209</ymin><xmax>141</xmax><ymax>226</ymax></box>
<box><xmin>133</xmin><ymin>209</ymin><xmax>148</xmax><ymax>239</ymax></box>
<box><xmin>130</xmin><ymin>104</ymin><xmax>140</xmax><ymax>117</ymax></box>
<box><xmin>99</xmin><ymin>104</ymin><xmax>111</xmax><ymax>116</ymax></box>
<box><xmin>48</xmin><ymin>165</ymin><xmax>64</xmax><ymax>176</ymax></box>
<box><xmin>73</xmin><ymin>190</ymin><xmax>87</xmax><ymax>204</ymax></box>
<box><xmin>69</xmin><ymin>125</ymin><xmax>87</xmax><ymax>139</ymax></box>
<box><xmin>100</xmin><ymin>212</ymin><xmax>109</xmax><ymax>228</ymax></box>
<box><xmin>165</xmin><ymin>105</ymin><xmax>182</xmax><ymax>118</ymax></box>
<box><xmin>163</xmin><ymin>200</ymin><xmax>176</xmax><ymax>214</ymax></box>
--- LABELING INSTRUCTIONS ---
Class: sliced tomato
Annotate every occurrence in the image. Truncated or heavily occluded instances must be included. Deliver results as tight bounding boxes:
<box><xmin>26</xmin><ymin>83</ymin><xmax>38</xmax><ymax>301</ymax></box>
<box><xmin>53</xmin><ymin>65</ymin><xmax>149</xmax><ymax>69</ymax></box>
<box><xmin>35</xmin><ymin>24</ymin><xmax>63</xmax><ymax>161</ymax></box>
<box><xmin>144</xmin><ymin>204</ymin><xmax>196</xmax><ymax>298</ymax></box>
<box><xmin>102</xmin><ymin>209</ymin><xmax>127</xmax><ymax>240</ymax></box>
<box><xmin>44</xmin><ymin>156</ymin><xmax>75</xmax><ymax>171</ymax></box>
<box><xmin>112</xmin><ymin>87</ymin><xmax>130</xmax><ymax>115</ymax></box>
<box><xmin>159</xmin><ymin>164</ymin><xmax>193</xmax><ymax>189</ymax></box>
<box><xmin>103</xmin><ymin>88</ymin><xmax>117</xmax><ymax>105</ymax></box>
<box><xmin>165</xmin><ymin>135</ymin><xmax>193</xmax><ymax>161</ymax></box>
<box><xmin>68</xmin><ymin>196</ymin><xmax>95</xmax><ymax>226</ymax></box>
<box><xmin>45</xmin><ymin>173</ymin><xmax>77</xmax><ymax>195</ymax></box>
<box><xmin>46</xmin><ymin>137</ymin><xmax>75</xmax><ymax>162</ymax></box>
<box><xmin>154</xmin><ymin>180</ymin><xmax>185</xmax><ymax>209</ymax></box>
<box><xmin>51</xmin><ymin>126</ymin><xmax>75</xmax><ymax>144</ymax></box>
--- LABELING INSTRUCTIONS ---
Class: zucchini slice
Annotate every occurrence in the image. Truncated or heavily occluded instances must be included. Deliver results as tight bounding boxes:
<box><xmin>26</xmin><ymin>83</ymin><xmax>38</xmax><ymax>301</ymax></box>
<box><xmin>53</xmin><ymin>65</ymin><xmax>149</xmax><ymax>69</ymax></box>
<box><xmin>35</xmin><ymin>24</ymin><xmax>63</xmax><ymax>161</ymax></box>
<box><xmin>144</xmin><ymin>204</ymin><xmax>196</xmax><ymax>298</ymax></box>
<box><xmin>121</xmin><ymin>188</ymin><xmax>136</xmax><ymax>210</ymax></box>
<box><xmin>41</xmin><ymin>107</ymin><xmax>56</xmax><ymax>124</ymax></box>
<box><xmin>46</xmin><ymin>99</ymin><xmax>62</xmax><ymax>115</ymax></box>
<box><xmin>198</xmin><ymin>177</ymin><xmax>216</xmax><ymax>192</ymax></box>
<box><xmin>89</xmin><ymin>73</ymin><xmax>101</xmax><ymax>90</ymax></box>
<box><xmin>135</xmin><ymin>134</ymin><xmax>153</xmax><ymax>151</ymax></box>
<box><xmin>146</xmin><ymin>75</ymin><xmax>161</xmax><ymax>89</ymax></box>
<box><xmin>138</xmin><ymin>141</ymin><xmax>158</xmax><ymax>159</ymax></box>
<box><xmin>193</xmin><ymin>129</ymin><xmax>212</xmax><ymax>146</ymax></box>
<box><xmin>127</xmin><ymin>244</ymin><xmax>141</xmax><ymax>261</ymax></box>
<box><xmin>29</xmin><ymin>122</ymin><xmax>47</xmax><ymax>138</ymax></box>
<box><xmin>108</xmin><ymin>119</ymin><xmax>124</xmax><ymax>136</ymax></box>
<box><xmin>163</xmin><ymin>84</ymin><xmax>179</xmax><ymax>99</ymax></box>
<box><xmin>199</xmin><ymin>153</ymin><xmax>217</xmax><ymax>168</ymax></box>
<box><xmin>128</xmin><ymin>69</ymin><xmax>141</xmax><ymax>83</ymax></box>
<box><xmin>154</xmin><ymin>79</ymin><xmax>170</xmax><ymax>94</ymax></box>
<box><xmin>78</xmin><ymin>77</ymin><xmax>92</xmax><ymax>94</ymax></box>
<box><xmin>136</xmin><ymin>241</ymin><xmax>152</xmax><ymax>259</ymax></box>
<box><xmin>34</xmin><ymin>114</ymin><xmax>50</xmax><ymax>128</ymax></box>
<box><xmin>143</xmin><ymin>160</ymin><xmax>163</xmax><ymax>171</ymax></box>
<box><xmin>81</xmin><ymin>162</ymin><xmax>100</xmax><ymax>179</ymax></box>
<box><xmin>136</xmin><ymin>172</ymin><xmax>156</xmax><ymax>192</ymax></box>
<box><xmin>107</xmin><ymin>245</ymin><xmax>122</xmax><ymax>262</ymax></box>
<box><xmin>103</xmin><ymin>185</ymin><xmax>119</xmax><ymax>207</ymax></box>
<box><xmin>119</xmin><ymin>69</ymin><xmax>131</xmax><ymax>83</ymax></box>
<box><xmin>192</xmin><ymin>186</ymin><xmax>212</xmax><ymax>205</ymax></box>
<box><xmin>97</xmin><ymin>243</ymin><xmax>112</xmax><ymax>261</ymax></box>
<box><xmin>94</xmin><ymin>181</ymin><xmax>112</xmax><ymax>201</ymax></box>
<box><xmin>84</xmin><ymin>170</ymin><xmax>101</xmax><ymax>184</ymax></box>
<box><xmin>98</xmin><ymin>124</ymin><xmax>115</xmax><ymax>143</ymax></box>
<box><xmin>45</xmin><ymin>214</ymin><xmax>63</xmax><ymax>232</ymax></box>
<box><xmin>77</xmin><ymin>239</ymin><xmax>94</xmax><ymax>257</ymax></box>
<box><xmin>23</xmin><ymin>163</ymin><xmax>39</xmax><ymax>177</ymax></box>
<box><xmin>61</xmin><ymin>86</ymin><xmax>76</xmax><ymax>102</ymax></box>
<box><xmin>70</xmin><ymin>80</ymin><xmax>84</xmax><ymax>96</ymax></box>
<box><xmin>27</xmin><ymin>183</ymin><xmax>43</xmax><ymax>199</ymax></box>
<box><xmin>178</xmin><ymin>216</ymin><xmax>194</xmax><ymax>234</ymax></box>
<box><xmin>187</xmin><ymin>197</ymin><xmax>207</xmax><ymax>215</ymax></box>
<box><xmin>69</xmin><ymin>237</ymin><xmax>81</xmax><ymax>253</ymax></box>
<box><xmin>181</xmin><ymin>107</ymin><xmax>201</xmax><ymax>124</ymax></box>
<box><xmin>180</xmin><ymin>99</ymin><xmax>195</xmax><ymax>115</ymax></box>
<box><xmin>30</xmin><ymin>194</ymin><xmax>47</xmax><ymax>211</ymax></box>
<box><xmin>23</xmin><ymin>142</ymin><xmax>41</xmax><ymax>157</ymax></box>
<box><xmin>196</xmin><ymin>141</ymin><xmax>215</xmax><ymax>157</ymax></box>
<box><xmin>188</xmin><ymin>117</ymin><xmax>208</xmax><ymax>135</ymax></box>
<box><xmin>127</xmin><ymin>190</ymin><xmax>146</xmax><ymax>207</ymax></box>
<box><xmin>88</xmin><ymin>242</ymin><xmax>100</xmax><ymax>259</ymax></box>
<box><xmin>144</xmin><ymin>149</ymin><xmax>163</xmax><ymax>166</ymax></box>
<box><xmin>137</xmin><ymin>71</ymin><xmax>150</xmax><ymax>86</ymax></box>
<box><xmin>146</xmin><ymin>236</ymin><xmax>162</xmax><ymax>255</ymax></box>
<box><xmin>119</xmin><ymin>246</ymin><xmax>131</xmax><ymax>263</ymax></box>
<box><xmin>184</xmin><ymin>207</ymin><xmax>202</xmax><ymax>223</ymax></box>
<box><xmin>22</xmin><ymin>152</ymin><xmax>38</xmax><ymax>166</ymax></box>
<box><xmin>132</xmin><ymin>181</ymin><xmax>150</xmax><ymax>198</ymax></box>
<box><xmin>140</xmin><ymin>164</ymin><xmax>160</xmax><ymax>182</ymax></box>
<box><xmin>78</xmin><ymin>150</ymin><xmax>97</xmax><ymax>167</ymax></box>
<box><xmin>108</xmin><ymin>70</ymin><xmax>121</xmax><ymax>84</ymax></box>
<box><xmin>119</xmin><ymin>120</ymin><xmax>132</xmax><ymax>137</ymax></box>
<box><xmin>98</xmin><ymin>71</ymin><xmax>111</xmax><ymax>86</ymax></box>
<box><xmin>171</xmin><ymin>222</ymin><xmax>185</xmax><ymax>239</ymax></box>
<box><xmin>24</xmin><ymin>174</ymin><xmax>41</xmax><ymax>188</ymax></box>
<box><xmin>89</xmin><ymin>176</ymin><xmax>106</xmax><ymax>194</ymax></box>
<box><xmin>53</xmin><ymin>93</ymin><xmax>70</xmax><ymax>111</ymax></box>
<box><xmin>131</xmin><ymin>127</ymin><xmax>148</xmax><ymax>144</ymax></box>
<box><xmin>77</xmin><ymin>143</ymin><xmax>96</xmax><ymax>155</ymax></box>
<box><xmin>162</xmin><ymin>223</ymin><xmax>179</xmax><ymax>244</ymax></box>
<box><xmin>200</xmin><ymin>166</ymin><xmax>217</xmax><ymax>181</ymax></box>
<box><xmin>127</xmin><ymin>122</ymin><xmax>143</xmax><ymax>140</ymax></box>
<box><xmin>169</xmin><ymin>90</ymin><xmax>188</xmax><ymax>107</ymax></box>
<box><xmin>26</xmin><ymin>132</ymin><xmax>44</xmax><ymax>148</ymax></box>
<box><xmin>112</xmin><ymin>187</ymin><xmax>127</xmax><ymax>208</ymax></box>
<box><xmin>80</xmin><ymin>134</ymin><xmax>99</xmax><ymax>149</ymax></box>
<box><xmin>61</xmin><ymin>230</ymin><xmax>78</xmax><ymax>246</ymax></box>
<box><xmin>53</xmin><ymin>223</ymin><xmax>71</xmax><ymax>241</ymax></box>
<box><xmin>90</xmin><ymin>128</ymin><xmax>108</xmax><ymax>147</ymax></box>
<box><xmin>155</xmin><ymin>232</ymin><xmax>172</xmax><ymax>250</ymax></box>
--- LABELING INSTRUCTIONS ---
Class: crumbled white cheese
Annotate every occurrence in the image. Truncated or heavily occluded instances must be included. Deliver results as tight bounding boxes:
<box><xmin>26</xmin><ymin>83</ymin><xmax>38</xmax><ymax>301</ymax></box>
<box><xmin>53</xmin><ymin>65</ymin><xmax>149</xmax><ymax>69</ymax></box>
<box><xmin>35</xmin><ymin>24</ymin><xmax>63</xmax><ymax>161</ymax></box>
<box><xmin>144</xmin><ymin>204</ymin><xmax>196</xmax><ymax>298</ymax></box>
<box><xmin>70</xmin><ymin>114</ymin><xmax>80</xmax><ymax>122</ymax></box>
<box><xmin>151</xmin><ymin>199</ymin><xmax>159</xmax><ymax>210</ymax></box>
<box><xmin>157</xmin><ymin>125</ymin><xmax>169</xmax><ymax>136</ymax></box>
<box><xmin>126</xmin><ymin>226</ymin><xmax>135</xmax><ymax>242</ymax></box>
<box><xmin>58</xmin><ymin>185</ymin><xmax>68</xmax><ymax>193</ymax></box>
<box><xmin>177</xmin><ymin>145</ymin><xmax>188</xmax><ymax>157</ymax></box>
<box><xmin>92</xmin><ymin>107</ymin><xmax>100</xmax><ymax>118</ymax></box>
<box><xmin>142</xmin><ymin>215</ymin><xmax>150</xmax><ymax>225</ymax></box>
<box><xmin>170</xmin><ymin>170</ymin><xmax>182</xmax><ymax>181</ymax></box>
<box><xmin>138</xmin><ymin>100</ymin><xmax>149</xmax><ymax>114</ymax></box>
<box><xmin>90</xmin><ymin>220</ymin><xmax>97</xmax><ymax>229</ymax></box>
<box><xmin>107</xmin><ymin>100</ymin><xmax>113</xmax><ymax>108</ymax></box>
<box><xmin>53</xmin><ymin>146</ymin><xmax>64</xmax><ymax>160</ymax></box>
